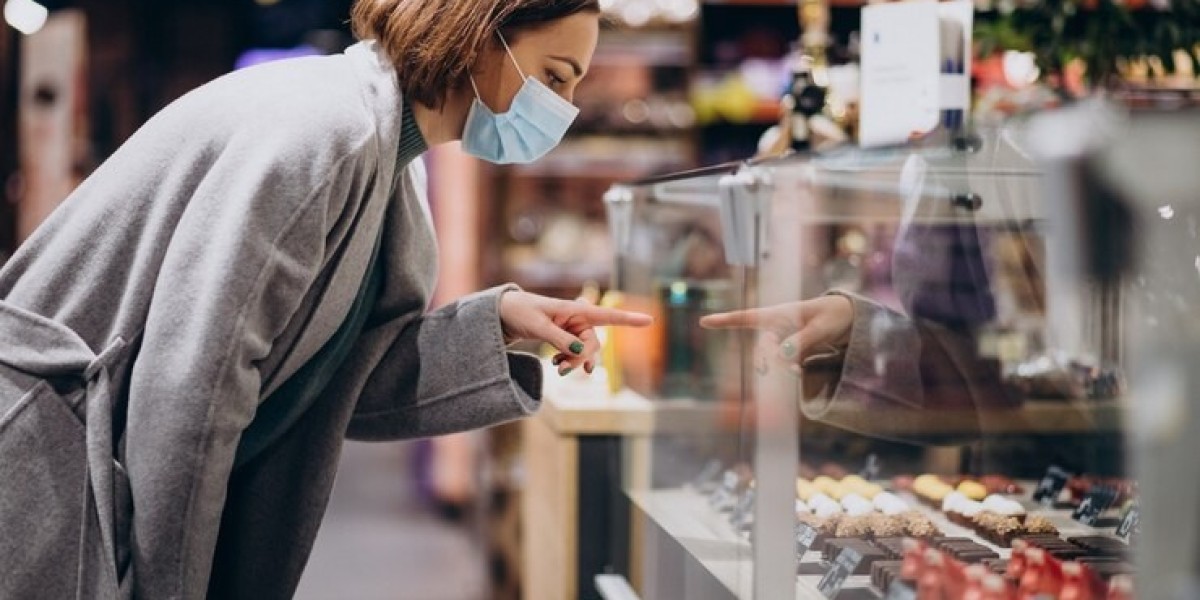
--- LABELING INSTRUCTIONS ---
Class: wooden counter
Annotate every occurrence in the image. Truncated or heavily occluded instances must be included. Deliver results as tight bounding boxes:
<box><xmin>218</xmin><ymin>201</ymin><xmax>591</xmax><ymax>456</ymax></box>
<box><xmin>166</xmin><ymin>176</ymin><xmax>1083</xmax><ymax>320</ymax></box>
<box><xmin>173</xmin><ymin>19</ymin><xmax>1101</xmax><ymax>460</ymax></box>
<box><xmin>522</xmin><ymin>368</ymin><xmax>654</xmax><ymax>600</ymax></box>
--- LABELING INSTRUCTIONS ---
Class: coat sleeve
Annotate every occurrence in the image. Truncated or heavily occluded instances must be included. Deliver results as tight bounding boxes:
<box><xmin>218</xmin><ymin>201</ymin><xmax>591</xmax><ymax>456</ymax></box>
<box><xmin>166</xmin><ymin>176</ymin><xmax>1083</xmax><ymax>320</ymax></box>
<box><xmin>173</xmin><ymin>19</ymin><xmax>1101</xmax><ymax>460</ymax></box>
<box><xmin>123</xmin><ymin>122</ymin><xmax>372</xmax><ymax>599</ymax></box>
<box><xmin>345</xmin><ymin>284</ymin><xmax>545</xmax><ymax>441</ymax></box>
<box><xmin>340</xmin><ymin>160</ymin><xmax>544</xmax><ymax>441</ymax></box>
<box><xmin>798</xmin><ymin>292</ymin><xmax>1015</xmax><ymax>443</ymax></box>
<box><xmin>798</xmin><ymin>291</ymin><xmax>926</xmax><ymax>420</ymax></box>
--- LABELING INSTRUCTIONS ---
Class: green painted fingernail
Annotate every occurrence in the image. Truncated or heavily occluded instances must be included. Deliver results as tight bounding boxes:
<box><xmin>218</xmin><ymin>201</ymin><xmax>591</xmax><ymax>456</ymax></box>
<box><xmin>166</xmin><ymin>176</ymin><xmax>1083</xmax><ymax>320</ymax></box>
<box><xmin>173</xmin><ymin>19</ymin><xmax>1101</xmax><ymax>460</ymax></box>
<box><xmin>569</xmin><ymin>341</ymin><xmax>584</xmax><ymax>355</ymax></box>
<box><xmin>560</xmin><ymin>367</ymin><xmax>574</xmax><ymax>376</ymax></box>
<box><xmin>781</xmin><ymin>341</ymin><xmax>798</xmax><ymax>359</ymax></box>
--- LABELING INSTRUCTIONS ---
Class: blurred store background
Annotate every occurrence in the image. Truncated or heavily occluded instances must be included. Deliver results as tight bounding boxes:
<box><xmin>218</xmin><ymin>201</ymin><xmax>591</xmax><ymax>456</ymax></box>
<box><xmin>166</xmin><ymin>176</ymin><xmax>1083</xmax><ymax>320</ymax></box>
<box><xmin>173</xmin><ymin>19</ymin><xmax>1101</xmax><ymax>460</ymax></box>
<box><xmin>1</xmin><ymin>0</ymin><xmax>1196</xmax><ymax>599</ymax></box>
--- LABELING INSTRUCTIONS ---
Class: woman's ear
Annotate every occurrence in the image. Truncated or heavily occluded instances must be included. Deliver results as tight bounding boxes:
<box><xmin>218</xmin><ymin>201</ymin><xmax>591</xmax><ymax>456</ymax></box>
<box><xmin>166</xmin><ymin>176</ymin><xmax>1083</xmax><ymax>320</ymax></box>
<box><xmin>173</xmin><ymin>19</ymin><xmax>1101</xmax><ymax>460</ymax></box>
<box><xmin>469</xmin><ymin>36</ymin><xmax>502</xmax><ymax>80</ymax></box>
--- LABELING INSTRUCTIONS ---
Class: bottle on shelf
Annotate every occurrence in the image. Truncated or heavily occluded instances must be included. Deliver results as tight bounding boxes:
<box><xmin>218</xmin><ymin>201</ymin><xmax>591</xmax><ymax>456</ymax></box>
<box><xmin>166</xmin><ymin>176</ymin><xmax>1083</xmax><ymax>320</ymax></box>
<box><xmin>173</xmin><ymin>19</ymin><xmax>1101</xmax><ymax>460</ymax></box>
<box><xmin>758</xmin><ymin>0</ymin><xmax>831</xmax><ymax>158</ymax></box>
<box><xmin>784</xmin><ymin>58</ymin><xmax>826</xmax><ymax>152</ymax></box>
<box><xmin>794</xmin><ymin>0</ymin><xmax>830</xmax><ymax>152</ymax></box>
<box><xmin>757</xmin><ymin>51</ymin><xmax>826</xmax><ymax>158</ymax></box>
<box><xmin>918</xmin><ymin>548</ymin><xmax>947</xmax><ymax>600</ymax></box>
<box><xmin>797</xmin><ymin>0</ymin><xmax>830</xmax><ymax>73</ymax></box>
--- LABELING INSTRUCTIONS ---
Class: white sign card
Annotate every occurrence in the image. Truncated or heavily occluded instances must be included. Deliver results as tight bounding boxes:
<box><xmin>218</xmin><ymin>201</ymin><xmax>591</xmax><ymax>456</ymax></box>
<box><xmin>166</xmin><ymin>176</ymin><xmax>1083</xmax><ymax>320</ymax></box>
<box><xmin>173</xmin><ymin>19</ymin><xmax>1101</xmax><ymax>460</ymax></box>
<box><xmin>858</xmin><ymin>1</ymin><xmax>941</xmax><ymax>148</ymax></box>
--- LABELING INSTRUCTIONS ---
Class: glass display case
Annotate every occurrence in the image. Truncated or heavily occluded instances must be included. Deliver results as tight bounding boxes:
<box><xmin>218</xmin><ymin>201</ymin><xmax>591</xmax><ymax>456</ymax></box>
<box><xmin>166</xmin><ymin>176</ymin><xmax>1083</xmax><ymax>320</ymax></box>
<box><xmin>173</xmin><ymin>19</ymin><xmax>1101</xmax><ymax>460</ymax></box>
<box><xmin>601</xmin><ymin>106</ymin><xmax>1195</xmax><ymax>599</ymax></box>
<box><xmin>1029</xmin><ymin>102</ymin><xmax>1200</xmax><ymax>600</ymax></box>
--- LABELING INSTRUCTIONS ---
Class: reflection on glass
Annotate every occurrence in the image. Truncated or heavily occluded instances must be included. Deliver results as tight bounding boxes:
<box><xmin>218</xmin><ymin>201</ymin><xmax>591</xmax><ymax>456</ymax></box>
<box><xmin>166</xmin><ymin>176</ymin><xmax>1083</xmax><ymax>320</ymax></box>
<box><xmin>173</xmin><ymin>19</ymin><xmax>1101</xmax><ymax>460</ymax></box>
<box><xmin>609</xmin><ymin>118</ymin><xmax>1184</xmax><ymax>599</ymax></box>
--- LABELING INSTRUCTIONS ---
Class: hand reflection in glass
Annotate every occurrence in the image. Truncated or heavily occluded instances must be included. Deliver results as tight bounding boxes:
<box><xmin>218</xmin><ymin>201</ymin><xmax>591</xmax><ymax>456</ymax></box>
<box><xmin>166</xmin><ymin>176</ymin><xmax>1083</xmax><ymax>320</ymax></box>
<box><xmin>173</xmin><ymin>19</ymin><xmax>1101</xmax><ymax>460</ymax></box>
<box><xmin>700</xmin><ymin>295</ymin><xmax>855</xmax><ymax>375</ymax></box>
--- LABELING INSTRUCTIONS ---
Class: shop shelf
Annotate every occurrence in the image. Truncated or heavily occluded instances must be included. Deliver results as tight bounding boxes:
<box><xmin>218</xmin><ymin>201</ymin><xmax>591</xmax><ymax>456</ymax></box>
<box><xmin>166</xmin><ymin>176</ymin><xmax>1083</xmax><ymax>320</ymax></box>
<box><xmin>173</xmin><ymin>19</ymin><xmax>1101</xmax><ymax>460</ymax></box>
<box><xmin>609</xmin><ymin>388</ymin><xmax>1128</xmax><ymax>438</ymax></box>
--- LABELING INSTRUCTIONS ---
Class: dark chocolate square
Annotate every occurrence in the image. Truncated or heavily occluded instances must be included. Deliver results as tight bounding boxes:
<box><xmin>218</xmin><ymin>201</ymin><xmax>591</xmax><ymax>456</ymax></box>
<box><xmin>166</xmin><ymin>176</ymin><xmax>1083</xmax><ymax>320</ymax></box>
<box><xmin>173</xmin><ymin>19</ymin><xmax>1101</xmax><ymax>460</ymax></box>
<box><xmin>872</xmin><ymin>560</ymin><xmax>903</xmax><ymax>590</ymax></box>
<box><xmin>955</xmin><ymin>549</ymin><xmax>1001</xmax><ymax>563</ymax></box>
<box><xmin>874</xmin><ymin>537</ymin><xmax>908</xmax><ymax>559</ymax></box>
<box><xmin>983</xmin><ymin>559</ymin><xmax>1010</xmax><ymax>574</ymax></box>
<box><xmin>830</xmin><ymin>542</ymin><xmax>888</xmax><ymax>575</ymax></box>
<box><xmin>1067</xmin><ymin>536</ymin><xmax>1132</xmax><ymax>557</ymax></box>
<box><xmin>1046</xmin><ymin>548</ymin><xmax>1090</xmax><ymax>561</ymax></box>
<box><xmin>823</xmin><ymin>538</ymin><xmax>875</xmax><ymax>562</ymax></box>
<box><xmin>1083</xmin><ymin>561</ymin><xmax>1136</xmax><ymax>580</ymax></box>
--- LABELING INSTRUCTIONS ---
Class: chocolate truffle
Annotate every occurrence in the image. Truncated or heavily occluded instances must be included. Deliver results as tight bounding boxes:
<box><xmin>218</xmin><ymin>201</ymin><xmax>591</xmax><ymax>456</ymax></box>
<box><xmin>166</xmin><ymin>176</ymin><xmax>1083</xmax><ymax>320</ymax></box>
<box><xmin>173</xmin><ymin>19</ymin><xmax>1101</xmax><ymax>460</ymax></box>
<box><xmin>977</xmin><ymin>515</ymin><xmax>1024</xmax><ymax>547</ymax></box>
<box><xmin>903</xmin><ymin>514</ymin><xmax>942</xmax><ymax>538</ymax></box>
<box><xmin>834</xmin><ymin>515</ymin><xmax>872</xmax><ymax>538</ymax></box>
<box><xmin>1023</xmin><ymin>515</ymin><xmax>1059</xmax><ymax>536</ymax></box>
<box><xmin>868</xmin><ymin>515</ymin><xmax>907</xmax><ymax>539</ymax></box>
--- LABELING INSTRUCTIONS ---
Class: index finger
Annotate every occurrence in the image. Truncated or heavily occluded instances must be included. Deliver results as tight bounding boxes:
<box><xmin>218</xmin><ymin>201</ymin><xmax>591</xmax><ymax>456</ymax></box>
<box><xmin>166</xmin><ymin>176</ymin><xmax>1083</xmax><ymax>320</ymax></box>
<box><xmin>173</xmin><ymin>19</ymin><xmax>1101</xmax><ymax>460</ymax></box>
<box><xmin>571</xmin><ymin>305</ymin><xmax>653</xmax><ymax>327</ymax></box>
<box><xmin>699</xmin><ymin>309</ymin><xmax>763</xmax><ymax>330</ymax></box>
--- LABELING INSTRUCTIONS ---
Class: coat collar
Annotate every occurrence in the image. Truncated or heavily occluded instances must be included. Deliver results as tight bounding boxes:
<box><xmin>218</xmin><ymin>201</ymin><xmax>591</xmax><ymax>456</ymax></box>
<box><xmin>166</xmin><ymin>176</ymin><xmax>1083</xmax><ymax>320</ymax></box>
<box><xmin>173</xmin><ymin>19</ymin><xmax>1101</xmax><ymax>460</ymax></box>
<box><xmin>259</xmin><ymin>41</ymin><xmax>437</xmax><ymax>400</ymax></box>
<box><xmin>345</xmin><ymin>41</ymin><xmax>406</xmax><ymax>186</ymax></box>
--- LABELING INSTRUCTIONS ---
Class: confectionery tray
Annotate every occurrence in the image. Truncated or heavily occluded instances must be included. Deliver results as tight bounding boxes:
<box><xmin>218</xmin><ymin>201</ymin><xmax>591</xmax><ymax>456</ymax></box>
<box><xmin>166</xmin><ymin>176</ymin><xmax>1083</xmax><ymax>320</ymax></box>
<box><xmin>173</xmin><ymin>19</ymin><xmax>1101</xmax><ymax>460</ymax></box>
<box><xmin>628</xmin><ymin>482</ymin><xmax>1131</xmax><ymax>600</ymax></box>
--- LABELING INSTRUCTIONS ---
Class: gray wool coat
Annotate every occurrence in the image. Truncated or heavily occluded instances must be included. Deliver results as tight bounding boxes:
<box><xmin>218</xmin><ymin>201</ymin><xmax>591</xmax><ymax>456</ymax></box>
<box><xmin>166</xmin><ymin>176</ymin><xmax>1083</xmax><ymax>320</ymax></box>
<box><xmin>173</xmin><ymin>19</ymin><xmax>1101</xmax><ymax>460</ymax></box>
<box><xmin>0</xmin><ymin>41</ymin><xmax>542</xmax><ymax>600</ymax></box>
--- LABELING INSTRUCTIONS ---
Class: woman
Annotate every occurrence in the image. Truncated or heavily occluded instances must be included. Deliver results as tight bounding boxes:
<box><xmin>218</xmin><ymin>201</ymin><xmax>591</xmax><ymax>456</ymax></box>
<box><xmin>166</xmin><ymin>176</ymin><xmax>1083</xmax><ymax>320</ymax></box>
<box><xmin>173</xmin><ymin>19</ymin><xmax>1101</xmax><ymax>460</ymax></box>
<box><xmin>0</xmin><ymin>1</ymin><xmax>649</xmax><ymax>598</ymax></box>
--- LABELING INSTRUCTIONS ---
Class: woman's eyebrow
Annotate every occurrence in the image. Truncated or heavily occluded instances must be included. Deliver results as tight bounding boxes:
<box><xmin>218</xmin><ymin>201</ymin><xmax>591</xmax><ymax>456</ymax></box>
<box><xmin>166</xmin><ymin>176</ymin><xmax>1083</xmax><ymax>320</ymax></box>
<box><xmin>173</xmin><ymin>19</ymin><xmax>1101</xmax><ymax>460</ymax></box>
<box><xmin>549</xmin><ymin>55</ymin><xmax>583</xmax><ymax>77</ymax></box>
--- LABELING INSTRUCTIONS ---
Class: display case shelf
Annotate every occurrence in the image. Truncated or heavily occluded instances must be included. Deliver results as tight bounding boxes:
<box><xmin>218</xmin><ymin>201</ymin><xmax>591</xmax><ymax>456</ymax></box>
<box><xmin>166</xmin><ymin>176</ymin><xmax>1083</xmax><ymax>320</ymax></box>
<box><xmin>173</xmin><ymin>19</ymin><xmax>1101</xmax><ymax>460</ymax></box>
<box><xmin>632</xmin><ymin>483</ymin><xmax>1130</xmax><ymax>600</ymax></box>
<box><xmin>628</xmin><ymin>488</ymin><xmax>756</xmax><ymax>600</ymax></box>
<box><xmin>819</xmin><ymin>400</ymin><xmax>1128</xmax><ymax>437</ymax></box>
<box><xmin>612</xmin><ymin>388</ymin><xmax>1128</xmax><ymax>438</ymax></box>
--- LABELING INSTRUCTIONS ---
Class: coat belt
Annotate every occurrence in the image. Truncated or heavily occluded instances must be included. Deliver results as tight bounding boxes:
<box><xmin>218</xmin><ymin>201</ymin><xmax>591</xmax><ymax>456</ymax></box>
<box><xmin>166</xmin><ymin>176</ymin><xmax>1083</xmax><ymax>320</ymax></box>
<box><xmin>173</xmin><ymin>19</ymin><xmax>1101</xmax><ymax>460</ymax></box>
<box><xmin>0</xmin><ymin>299</ymin><xmax>130</xmax><ymax>598</ymax></box>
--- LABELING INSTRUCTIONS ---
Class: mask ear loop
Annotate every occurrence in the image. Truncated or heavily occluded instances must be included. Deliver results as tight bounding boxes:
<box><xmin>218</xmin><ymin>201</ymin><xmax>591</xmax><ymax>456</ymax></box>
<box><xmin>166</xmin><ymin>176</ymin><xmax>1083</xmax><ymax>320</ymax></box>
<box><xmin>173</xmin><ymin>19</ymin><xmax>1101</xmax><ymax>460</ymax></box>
<box><xmin>496</xmin><ymin>31</ymin><xmax>528</xmax><ymax>80</ymax></box>
<box><xmin>468</xmin><ymin>73</ymin><xmax>482</xmax><ymax>100</ymax></box>
<box><xmin>468</xmin><ymin>30</ymin><xmax>526</xmax><ymax>101</ymax></box>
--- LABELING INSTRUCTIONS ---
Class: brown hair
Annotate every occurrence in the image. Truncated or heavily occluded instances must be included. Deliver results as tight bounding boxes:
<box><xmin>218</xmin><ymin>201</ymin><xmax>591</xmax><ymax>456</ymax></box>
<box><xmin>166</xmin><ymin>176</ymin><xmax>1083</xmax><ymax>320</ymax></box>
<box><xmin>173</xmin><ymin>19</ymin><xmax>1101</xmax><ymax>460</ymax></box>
<box><xmin>351</xmin><ymin>0</ymin><xmax>601</xmax><ymax>108</ymax></box>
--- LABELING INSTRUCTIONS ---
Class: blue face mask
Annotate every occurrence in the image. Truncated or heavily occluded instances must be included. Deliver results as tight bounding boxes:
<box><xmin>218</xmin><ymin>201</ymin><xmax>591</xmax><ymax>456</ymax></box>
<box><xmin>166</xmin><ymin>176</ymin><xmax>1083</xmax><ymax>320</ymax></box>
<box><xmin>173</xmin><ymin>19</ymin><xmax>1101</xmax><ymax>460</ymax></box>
<box><xmin>461</xmin><ymin>33</ymin><xmax>580</xmax><ymax>164</ymax></box>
